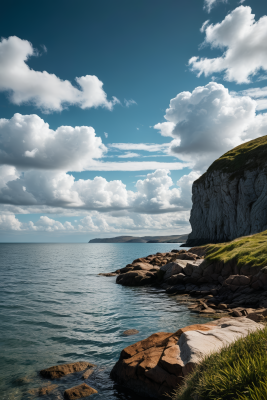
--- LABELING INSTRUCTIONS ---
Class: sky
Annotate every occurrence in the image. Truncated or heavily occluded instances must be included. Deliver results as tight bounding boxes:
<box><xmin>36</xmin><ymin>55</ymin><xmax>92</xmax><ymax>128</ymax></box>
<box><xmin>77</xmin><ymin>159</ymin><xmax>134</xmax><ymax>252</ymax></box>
<box><xmin>0</xmin><ymin>0</ymin><xmax>267</xmax><ymax>242</ymax></box>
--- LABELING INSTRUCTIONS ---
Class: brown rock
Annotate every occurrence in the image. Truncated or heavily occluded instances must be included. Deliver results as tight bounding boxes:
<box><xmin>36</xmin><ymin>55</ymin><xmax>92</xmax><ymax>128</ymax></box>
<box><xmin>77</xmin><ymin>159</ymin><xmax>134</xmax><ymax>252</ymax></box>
<box><xmin>200</xmin><ymin>308</ymin><xmax>216</xmax><ymax>314</ymax></box>
<box><xmin>98</xmin><ymin>272</ymin><xmax>117</xmax><ymax>276</ymax></box>
<box><xmin>64</xmin><ymin>383</ymin><xmax>97</xmax><ymax>399</ymax></box>
<box><xmin>175</xmin><ymin>324</ymin><xmax>215</xmax><ymax>338</ymax></box>
<box><xmin>218</xmin><ymin>303</ymin><xmax>228</xmax><ymax>310</ymax></box>
<box><xmin>28</xmin><ymin>384</ymin><xmax>58</xmax><ymax>396</ymax></box>
<box><xmin>40</xmin><ymin>362</ymin><xmax>95</xmax><ymax>379</ymax></box>
<box><xmin>111</xmin><ymin>322</ymin><xmax>217</xmax><ymax>399</ymax></box>
<box><xmin>122</xmin><ymin>329</ymin><xmax>139</xmax><ymax>336</ymax></box>
<box><xmin>82</xmin><ymin>368</ymin><xmax>94</xmax><ymax>380</ymax></box>
<box><xmin>116</xmin><ymin>270</ymin><xmax>157</xmax><ymax>286</ymax></box>
<box><xmin>232</xmin><ymin>310</ymin><xmax>243</xmax><ymax>317</ymax></box>
<box><xmin>121</xmin><ymin>332</ymin><xmax>172</xmax><ymax>358</ymax></box>
<box><xmin>247</xmin><ymin>309</ymin><xmax>267</xmax><ymax>322</ymax></box>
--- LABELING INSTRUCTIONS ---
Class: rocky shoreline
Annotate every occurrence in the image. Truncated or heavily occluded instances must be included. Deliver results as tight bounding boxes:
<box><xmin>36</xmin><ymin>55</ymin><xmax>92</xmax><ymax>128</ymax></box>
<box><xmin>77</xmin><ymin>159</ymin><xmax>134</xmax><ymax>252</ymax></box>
<box><xmin>110</xmin><ymin>317</ymin><xmax>262</xmax><ymax>399</ymax></box>
<box><xmin>100</xmin><ymin>246</ymin><xmax>267</xmax><ymax>398</ymax></box>
<box><xmin>101</xmin><ymin>247</ymin><xmax>267</xmax><ymax>317</ymax></box>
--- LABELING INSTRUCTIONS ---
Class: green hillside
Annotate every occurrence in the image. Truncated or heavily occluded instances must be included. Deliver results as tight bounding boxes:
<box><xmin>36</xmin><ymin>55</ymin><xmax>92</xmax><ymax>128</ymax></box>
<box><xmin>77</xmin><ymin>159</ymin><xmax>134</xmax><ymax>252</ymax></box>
<box><xmin>196</xmin><ymin>135</ymin><xmax>267</xmax><ymax>183</ymax></box>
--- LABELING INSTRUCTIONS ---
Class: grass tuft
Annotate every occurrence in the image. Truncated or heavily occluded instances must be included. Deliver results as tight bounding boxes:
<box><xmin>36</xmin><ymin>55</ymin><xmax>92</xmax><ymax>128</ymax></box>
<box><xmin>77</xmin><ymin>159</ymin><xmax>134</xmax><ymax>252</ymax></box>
<box><xmin>173</xmin><ymin>327</ymin><xmax>267</xmax><ymax>400</ymax></box>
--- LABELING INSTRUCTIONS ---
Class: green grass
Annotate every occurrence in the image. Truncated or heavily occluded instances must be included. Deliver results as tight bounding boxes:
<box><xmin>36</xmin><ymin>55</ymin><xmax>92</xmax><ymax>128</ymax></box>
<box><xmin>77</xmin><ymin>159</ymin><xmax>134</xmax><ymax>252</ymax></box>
<box><xmin>173</xmin><ymin>327</ymin><xmax>267</xmax><ymax>400</ymax></box>
<box><xmin>202</xmin><ymin>230</ymin><xmax>267</xmax><ymax>270</ymax></box>
<box><xmin>196</xmin><ymin>135</ymin><xmax>267</xmax><ymax>184</ymax></box>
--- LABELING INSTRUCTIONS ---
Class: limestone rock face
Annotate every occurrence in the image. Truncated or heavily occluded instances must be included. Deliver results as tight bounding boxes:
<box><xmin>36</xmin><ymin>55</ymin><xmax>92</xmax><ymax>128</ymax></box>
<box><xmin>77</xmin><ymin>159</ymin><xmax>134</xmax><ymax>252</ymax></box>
<box><xmin>187</xmin><ymin>168</ymin><xmax>267</xmax><ymax>246</ymax></box>
<box><xmin>179</xmin><ymin>317</ymin><xmax>263</xmax><ymax>374</ymax></box>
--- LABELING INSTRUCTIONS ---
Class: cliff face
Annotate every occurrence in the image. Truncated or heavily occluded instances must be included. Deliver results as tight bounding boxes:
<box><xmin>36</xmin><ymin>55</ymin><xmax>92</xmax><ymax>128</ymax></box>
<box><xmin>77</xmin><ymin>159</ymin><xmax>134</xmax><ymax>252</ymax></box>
<box><xmin>187</xmin><ymin>136</ymin><xmax>267</xmax><ymax>246</ymax></box>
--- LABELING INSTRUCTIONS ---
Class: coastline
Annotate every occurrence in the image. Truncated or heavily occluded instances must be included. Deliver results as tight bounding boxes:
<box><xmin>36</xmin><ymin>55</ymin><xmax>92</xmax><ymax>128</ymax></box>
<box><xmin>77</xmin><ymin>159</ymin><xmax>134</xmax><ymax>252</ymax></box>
<box><xmin>103</xmin><ymin>244</ymin><xmax>267</xmax><ymax>399</ymax></box>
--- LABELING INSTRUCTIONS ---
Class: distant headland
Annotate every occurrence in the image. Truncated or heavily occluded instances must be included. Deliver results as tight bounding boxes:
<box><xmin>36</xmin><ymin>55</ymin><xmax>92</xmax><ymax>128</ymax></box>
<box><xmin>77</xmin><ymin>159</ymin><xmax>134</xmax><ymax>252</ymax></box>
<box><xmin>88</xmin><ymin>234</ymin><xmax>188</xmax><ymax>244</ymax></box>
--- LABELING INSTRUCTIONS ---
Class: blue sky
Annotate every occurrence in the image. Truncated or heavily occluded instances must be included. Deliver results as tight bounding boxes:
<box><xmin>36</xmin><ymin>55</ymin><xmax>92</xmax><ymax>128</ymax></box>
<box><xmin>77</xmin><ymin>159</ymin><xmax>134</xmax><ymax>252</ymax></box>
<box><xmin>0</xmin><ymin>0</ymin><xmax>267</xmax><ymax>241</ymax></box>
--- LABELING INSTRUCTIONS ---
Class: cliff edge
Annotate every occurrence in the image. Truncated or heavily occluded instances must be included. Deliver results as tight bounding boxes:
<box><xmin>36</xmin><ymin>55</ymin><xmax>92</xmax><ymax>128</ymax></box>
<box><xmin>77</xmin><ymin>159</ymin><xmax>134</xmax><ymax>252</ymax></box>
<box><xmin>186</xmin><ymin>135</ymin><xmax>267</xmax><ymax>246</ymax></box>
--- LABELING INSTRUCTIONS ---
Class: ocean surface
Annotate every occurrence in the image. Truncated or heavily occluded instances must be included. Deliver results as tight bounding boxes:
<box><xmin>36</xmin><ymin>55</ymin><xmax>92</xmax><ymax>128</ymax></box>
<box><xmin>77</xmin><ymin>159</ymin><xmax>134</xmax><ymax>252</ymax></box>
<box><xmin>0</xmin><ymin>243</ymin><xmax>211</xmax><ymax>400</ymax></box>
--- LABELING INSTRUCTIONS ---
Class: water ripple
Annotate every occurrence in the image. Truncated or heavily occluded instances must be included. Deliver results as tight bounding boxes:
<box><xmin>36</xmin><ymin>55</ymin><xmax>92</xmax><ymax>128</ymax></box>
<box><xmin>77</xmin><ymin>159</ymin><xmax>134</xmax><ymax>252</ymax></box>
<box><xmin>0</xmin><ymin>243</ymin><xmax>211</xmax><ymax>400</ymax></box>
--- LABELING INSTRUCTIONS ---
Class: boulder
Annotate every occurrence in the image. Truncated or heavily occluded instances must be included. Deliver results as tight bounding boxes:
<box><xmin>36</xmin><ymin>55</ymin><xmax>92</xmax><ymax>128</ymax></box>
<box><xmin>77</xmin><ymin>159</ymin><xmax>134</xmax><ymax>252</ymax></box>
<box><xmin>161</xmin><ymin>261</ymin><xmax>187</xmax><ymax>280</ymax></box>
<box><xmin>116</xmin><ymin>270</ymin><xmax>157</xmax><ymax>286</ymax></box>
<box><xmin>122</xmin><ymin>329</ymin><xmax>139</xmax><ymax>336</ymax></box>
<box><xmin>165</xmin><ymin>273</ymin><xmax>186</xmax><ymax>285</ymax></box>
<box><xmin>111</xmin><ymin>323</ymin><xmax>217</xmax><ymax>399</ymax></box>
<box><xmin>224</xmin><ymin>275</ymin><xmax>251</xmax><ymax>286</ymax></box>
<box><xmin>64</xmin><ymin>383</ymin><xmax>97</xmax><ymax>399</ymax></box>
<box><xmin>40</xmin><ymin>362</ymin><xmax>95</xmax><ymax>379</ymax></box>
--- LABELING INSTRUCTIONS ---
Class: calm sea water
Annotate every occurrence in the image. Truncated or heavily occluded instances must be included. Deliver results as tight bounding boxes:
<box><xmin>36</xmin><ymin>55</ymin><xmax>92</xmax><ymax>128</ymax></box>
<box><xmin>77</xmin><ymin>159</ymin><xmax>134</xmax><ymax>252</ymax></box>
<box><xmin>0</xmin><ymin>243</ymin><xmax>210</xmax><ymax>400</ymax></box>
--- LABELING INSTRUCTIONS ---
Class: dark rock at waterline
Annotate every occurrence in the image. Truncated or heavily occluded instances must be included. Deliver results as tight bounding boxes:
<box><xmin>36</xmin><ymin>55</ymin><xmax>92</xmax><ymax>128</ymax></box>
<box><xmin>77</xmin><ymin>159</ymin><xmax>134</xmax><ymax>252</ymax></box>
<box><xmin>122</xmin><ymin>329</ymin><xmax>139</xmax><ymax>336</ymax></box>
<box><xmin>64</xmin><ymin>383</ymin><xmax>98</xmax><ymax>399</ymax></box>
<box><xmin>116</xmin><ymin>270</ymin><xmax>158</xmax><ymax>286</ymax></box>
<box><xmin>40</xmin><ymin>361</ymin><xmax>95</xmax><ymax>379</ymax></box>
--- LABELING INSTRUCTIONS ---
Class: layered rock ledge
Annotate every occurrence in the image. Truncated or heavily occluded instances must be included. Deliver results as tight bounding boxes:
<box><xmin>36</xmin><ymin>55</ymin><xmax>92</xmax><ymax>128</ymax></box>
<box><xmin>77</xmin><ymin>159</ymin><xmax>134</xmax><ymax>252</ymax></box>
<box><xmin>111</xmin><ymin>317</ymin><xmax>262</xmax><ymax>399</ymax></box>
<box><xmin>103</xmin><ymin>247</ymin><xmax>267</xmax><ymax>312</ymax></box>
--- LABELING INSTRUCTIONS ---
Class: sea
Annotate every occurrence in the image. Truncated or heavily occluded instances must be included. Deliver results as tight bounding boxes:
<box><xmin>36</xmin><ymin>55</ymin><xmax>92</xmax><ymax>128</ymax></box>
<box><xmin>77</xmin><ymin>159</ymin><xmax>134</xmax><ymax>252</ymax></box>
<box><xmin>0</xmin><ymin>243</ymin><xmax>211</xmax><ymax>400</ymax></box>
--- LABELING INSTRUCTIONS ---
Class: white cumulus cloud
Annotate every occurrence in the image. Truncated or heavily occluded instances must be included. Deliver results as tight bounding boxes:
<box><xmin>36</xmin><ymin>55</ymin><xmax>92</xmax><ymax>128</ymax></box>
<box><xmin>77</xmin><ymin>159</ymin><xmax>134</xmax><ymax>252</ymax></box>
<box><xmin>0</xmin><ymin>36</ymin><xmax>119</xmax><ymax>112</ymax></box>
<box><xmin>189</xmin><ymin>6</ymin><xmax>267</xmax><ymax>83</ymax></box>
<box><xmin>0</xmin><ymin>168</ymin><xmax>193</xmax><ymax>214</ymax></box>
<box><xmin>0</xmin><ymin>113</ymin><xmax>107</xmax><ymax>171</ymax></box>
<box><xmin>154</xmin><ymin>81</ymin><xmax>267</xmax><ymax>171</ymax></box>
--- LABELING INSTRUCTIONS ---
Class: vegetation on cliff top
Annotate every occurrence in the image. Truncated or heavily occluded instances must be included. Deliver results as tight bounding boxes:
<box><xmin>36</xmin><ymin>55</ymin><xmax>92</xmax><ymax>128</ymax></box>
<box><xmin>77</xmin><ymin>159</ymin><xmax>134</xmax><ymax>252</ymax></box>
<box><xmin>174</xmin><ymin>327</ymin><xmax>267</xmax><ymax>400</ymax></box>
<box><xmin>196</xmin><ymin>135</ymin><xmax>267</xmax><ymax>183</ymax></box>
<box><xmin>202</xmin><ymin>229</ymin><xmax>267</xmax><ymax>270</ymax></box>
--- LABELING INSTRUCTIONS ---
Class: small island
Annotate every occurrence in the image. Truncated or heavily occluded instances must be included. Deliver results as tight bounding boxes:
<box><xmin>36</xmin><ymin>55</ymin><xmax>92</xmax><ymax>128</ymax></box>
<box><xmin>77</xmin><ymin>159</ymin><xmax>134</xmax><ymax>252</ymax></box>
<box><xmin>89</xmin><ymin>234</ymin><xmax>189</xmax><ymax>244</ymax></box>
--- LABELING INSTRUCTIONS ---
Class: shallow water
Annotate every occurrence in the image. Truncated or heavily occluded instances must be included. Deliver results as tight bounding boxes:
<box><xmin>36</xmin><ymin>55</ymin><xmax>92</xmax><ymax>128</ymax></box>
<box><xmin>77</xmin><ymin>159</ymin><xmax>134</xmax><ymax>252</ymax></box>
<box><xmin>0</xmin><ymin>243</ymin><xmax>211</xmax><ymax>400</ymax></box>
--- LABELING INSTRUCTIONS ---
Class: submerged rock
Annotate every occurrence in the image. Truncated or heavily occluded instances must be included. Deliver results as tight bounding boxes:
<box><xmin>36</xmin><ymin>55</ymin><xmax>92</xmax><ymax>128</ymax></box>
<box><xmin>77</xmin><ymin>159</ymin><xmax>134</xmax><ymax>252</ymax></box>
<box><xmin>40</xmin><ymin>361</ymin><xmax>95</xmax><ymax>379</ymax></box>
<box><xmin>122</xmin><ymin>329</ymin><xmax>139</xmax><ymax>336</ymax></box>
<box><xmin>64</xmin><ymin>383</ymin><xmax>97</xmax><ymax>399</ymax></box>
<box><xmin>28</xmin><ymin>384</ymin><xmax>58</xmax><ymax>396</ymax></box>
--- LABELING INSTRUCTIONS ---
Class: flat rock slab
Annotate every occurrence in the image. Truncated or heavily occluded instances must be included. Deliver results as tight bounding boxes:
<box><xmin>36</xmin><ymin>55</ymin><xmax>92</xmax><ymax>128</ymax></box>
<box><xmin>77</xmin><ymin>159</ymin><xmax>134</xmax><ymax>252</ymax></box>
<box><xmin>122</xmin><ymin>329</ymin><xmax>139</xmax><ymax>336</ymax></box>
<box><xmin>64</xmin><ymin>383</ymin><xmax>97</xmax><ymax>399</ymax></box>
<box><xmin>179</xmin><ymin>317</ymin><xmax>263</xmax><ymax>371</ymax></box>
<box><xmin>40</xmin><ymin>361</ymin><xmax>95</xmax><ymax>379</ymax></box>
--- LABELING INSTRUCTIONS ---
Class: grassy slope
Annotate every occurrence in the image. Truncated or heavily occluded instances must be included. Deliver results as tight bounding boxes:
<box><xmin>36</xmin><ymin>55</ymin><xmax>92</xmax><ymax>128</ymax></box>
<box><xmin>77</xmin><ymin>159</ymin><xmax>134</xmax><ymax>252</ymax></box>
<box><xmin>196</xmin><ymin>135</ymin><xmax>267</xmax><ymax>184</ymax></box>
<box><xmin>173</xmin><ymin>327</ymin><xmax>267</xmax><ymax>400</ymax></box>
<box><xmin>202</xmin><ymin>230</ymin><xmax>267</xmax><ymax>270</ymax></box>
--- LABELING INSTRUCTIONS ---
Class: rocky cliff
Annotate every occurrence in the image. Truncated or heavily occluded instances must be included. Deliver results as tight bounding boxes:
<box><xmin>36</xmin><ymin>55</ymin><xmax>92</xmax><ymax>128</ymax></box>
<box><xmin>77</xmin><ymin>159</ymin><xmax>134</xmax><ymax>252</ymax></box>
<box><xmin>187</xmin><ymin>135</ymin><xmax>267</xmax><ymax>246</ymax></box>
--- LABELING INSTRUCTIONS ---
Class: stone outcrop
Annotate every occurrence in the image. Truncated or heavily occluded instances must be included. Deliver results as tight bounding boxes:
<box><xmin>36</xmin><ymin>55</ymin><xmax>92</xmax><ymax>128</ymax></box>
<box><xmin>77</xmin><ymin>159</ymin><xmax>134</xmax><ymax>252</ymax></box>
<box><xmin>111</xmin><ymin>318</ymin><xmax>262</xmax><ymax>399</ymax></box>
<box><xmin>186</xmin><ymin>136</ymin><xmax>267</xmax><ymax>246</ymax></box>
<box><xmin>179</xmin><ymin>317</ymin><xmax>262</xmax><ymax>375</ymax></box>
<box><xmin>64</xmin><ymin>383</ymin><xmax>97</xmax><ymax>399</ymax></box>
<box><xmin>40</xmin><ymin>362</ymin><xmax>95</xmax><ymax>379</ymax></box>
